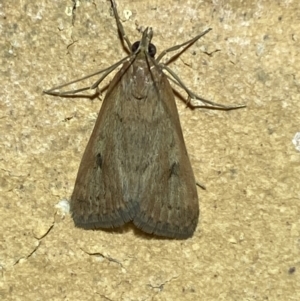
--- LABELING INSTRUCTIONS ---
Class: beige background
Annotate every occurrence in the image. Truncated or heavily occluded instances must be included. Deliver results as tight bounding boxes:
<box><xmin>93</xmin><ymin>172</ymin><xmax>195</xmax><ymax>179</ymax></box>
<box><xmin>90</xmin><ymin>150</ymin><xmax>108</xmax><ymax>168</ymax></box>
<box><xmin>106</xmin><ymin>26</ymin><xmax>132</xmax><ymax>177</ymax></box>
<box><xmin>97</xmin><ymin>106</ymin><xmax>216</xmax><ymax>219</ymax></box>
<box><xmin>1</xmin><ymin>0</ymin><xmax>299</xmax><ymax>300</ymax></box>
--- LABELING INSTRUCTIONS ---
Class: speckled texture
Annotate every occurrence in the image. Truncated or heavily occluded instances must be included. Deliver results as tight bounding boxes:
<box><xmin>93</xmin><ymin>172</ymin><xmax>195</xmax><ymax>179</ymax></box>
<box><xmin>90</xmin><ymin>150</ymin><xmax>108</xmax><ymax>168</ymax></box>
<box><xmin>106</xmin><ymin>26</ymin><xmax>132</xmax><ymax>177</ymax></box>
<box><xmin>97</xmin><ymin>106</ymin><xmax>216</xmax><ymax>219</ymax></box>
<box><xmin>1</xmin><ymin>0</ymin><xmax>299</xmax><ymax>300</ymax></box>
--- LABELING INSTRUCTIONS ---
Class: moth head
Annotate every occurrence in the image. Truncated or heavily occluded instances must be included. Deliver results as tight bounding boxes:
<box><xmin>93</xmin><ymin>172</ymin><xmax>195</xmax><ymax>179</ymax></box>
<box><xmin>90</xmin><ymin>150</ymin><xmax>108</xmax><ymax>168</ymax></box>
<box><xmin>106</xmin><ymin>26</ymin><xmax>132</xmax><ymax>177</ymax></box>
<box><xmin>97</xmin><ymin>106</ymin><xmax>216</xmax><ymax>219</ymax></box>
<box><xmin>131</xmin><ymin>27</ymin><xmax>157</xmax><ymax>58</ymax></box>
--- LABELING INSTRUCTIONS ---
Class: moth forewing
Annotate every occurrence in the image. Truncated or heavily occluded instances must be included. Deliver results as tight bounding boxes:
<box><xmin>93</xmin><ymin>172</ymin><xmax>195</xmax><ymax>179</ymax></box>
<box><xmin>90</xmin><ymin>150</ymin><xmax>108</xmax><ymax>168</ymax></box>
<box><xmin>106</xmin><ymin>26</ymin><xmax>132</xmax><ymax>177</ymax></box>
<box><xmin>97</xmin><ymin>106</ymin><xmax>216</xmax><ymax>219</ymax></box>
<box><xmin>131</xmin><ymin>58</ymin><xmax>199</xmax><ymax>238</ymax></box>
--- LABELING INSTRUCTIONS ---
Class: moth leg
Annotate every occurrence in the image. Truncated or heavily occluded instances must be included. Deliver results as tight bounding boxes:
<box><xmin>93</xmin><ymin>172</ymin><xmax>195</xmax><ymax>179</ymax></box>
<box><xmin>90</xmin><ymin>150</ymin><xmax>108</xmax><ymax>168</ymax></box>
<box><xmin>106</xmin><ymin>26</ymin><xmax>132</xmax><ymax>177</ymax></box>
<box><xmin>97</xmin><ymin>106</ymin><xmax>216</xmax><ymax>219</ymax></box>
<box><xmin>162</xmin><ymin>65</ymin><xmax>246</xmax><ymax>110</ymax></box>
<box><xmin>156</xmin><ymin>28</ymin><xmax>212</xmax><ymax>63</ymax></box>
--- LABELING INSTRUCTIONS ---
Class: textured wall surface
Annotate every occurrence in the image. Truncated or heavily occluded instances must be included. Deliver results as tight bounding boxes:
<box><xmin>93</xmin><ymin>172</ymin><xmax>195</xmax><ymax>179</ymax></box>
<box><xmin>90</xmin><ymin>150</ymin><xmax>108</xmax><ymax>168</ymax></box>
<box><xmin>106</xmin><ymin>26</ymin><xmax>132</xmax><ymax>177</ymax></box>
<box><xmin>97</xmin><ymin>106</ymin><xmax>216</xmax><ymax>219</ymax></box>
<box><xmin>1</xmin><ymin>0</ymin><xmax>299</xmax><ymax>300</ymax></box>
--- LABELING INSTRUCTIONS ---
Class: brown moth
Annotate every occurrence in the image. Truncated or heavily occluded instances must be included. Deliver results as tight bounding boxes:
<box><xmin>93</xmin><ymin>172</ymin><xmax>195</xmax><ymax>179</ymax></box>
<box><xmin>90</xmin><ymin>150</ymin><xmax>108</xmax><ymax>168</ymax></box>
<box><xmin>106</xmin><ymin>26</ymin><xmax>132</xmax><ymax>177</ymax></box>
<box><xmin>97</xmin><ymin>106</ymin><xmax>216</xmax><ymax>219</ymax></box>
<box><xmin>44</xmin><ymin>0</ymin><xmax>245</xmax><ymax>239</ymax></box>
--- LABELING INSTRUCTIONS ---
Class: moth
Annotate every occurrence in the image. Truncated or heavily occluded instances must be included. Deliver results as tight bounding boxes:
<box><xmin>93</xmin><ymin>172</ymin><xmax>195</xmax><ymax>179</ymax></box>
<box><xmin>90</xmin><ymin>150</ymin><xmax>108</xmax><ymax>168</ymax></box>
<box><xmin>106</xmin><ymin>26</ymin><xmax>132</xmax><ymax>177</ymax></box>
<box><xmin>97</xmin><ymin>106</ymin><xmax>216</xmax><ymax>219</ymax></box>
<box><xmin>44</xmin><ymin>0</ymin><xmax>244</xmax><ymax>239</ymax></box>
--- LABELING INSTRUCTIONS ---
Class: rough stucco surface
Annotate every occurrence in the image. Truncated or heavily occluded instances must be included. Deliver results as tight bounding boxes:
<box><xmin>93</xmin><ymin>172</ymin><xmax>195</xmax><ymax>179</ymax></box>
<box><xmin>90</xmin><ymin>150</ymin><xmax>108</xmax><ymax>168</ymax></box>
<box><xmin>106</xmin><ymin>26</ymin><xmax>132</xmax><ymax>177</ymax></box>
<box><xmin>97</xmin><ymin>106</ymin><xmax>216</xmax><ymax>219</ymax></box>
<box><xmin>1</xmin><ymin>0</ymin><xmax>299</xmax><ymax>300</ymax></box>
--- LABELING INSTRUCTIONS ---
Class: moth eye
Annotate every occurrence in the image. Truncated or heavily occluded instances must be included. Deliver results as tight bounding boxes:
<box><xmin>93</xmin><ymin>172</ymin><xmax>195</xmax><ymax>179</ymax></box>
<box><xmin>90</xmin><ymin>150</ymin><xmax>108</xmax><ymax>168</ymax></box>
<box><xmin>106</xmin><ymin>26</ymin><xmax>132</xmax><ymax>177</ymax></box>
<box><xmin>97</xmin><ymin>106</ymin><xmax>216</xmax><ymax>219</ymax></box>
<box><xmin>148</xmin><ymin>43</ymin><xmax>156</xmax><ymax>57</ymax></box>
<box><xmin>131</xmin><ymin>41</ymin><xmax>140</xmax><ymax>53</ymax></box>
<box><xmin>131</xmin><ymin>41</ymin><xmax>156</xmax><ymax>58</ymax></box>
